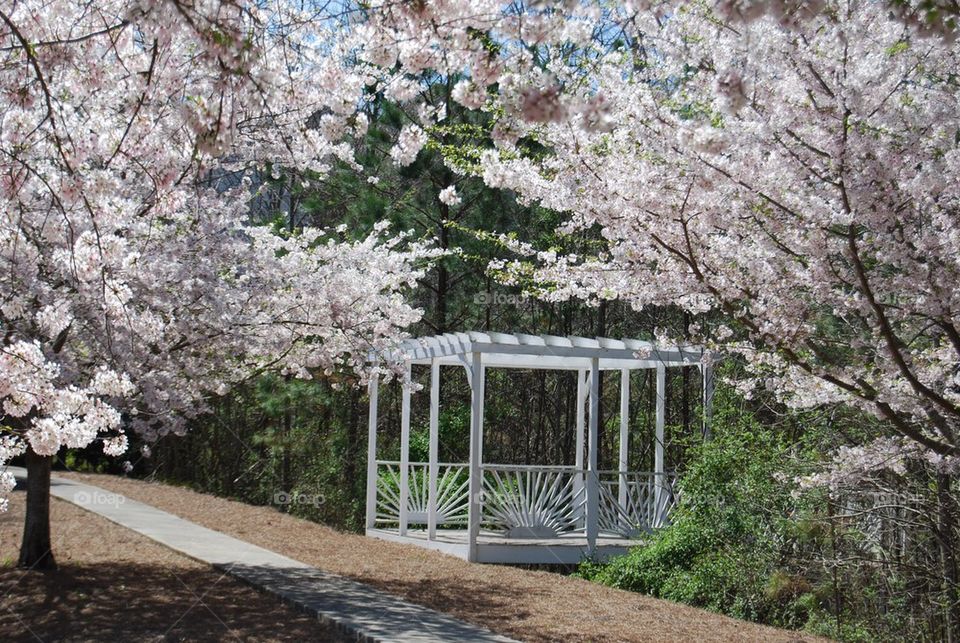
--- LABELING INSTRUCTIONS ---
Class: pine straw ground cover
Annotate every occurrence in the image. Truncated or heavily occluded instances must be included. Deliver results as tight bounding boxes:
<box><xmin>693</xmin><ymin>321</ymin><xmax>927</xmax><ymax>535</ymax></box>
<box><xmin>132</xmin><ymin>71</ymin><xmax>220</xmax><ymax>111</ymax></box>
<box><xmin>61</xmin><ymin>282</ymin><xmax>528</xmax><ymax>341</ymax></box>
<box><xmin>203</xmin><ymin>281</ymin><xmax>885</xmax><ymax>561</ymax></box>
<box><xmin>0</xmin><ymin>490</ymin><xmax>346</xmax><ymax>642</ymax></box>
<box><xmin>60</xmin><ymin>472</ymin><xmax>822</xmax><ymax>643</ymax></box>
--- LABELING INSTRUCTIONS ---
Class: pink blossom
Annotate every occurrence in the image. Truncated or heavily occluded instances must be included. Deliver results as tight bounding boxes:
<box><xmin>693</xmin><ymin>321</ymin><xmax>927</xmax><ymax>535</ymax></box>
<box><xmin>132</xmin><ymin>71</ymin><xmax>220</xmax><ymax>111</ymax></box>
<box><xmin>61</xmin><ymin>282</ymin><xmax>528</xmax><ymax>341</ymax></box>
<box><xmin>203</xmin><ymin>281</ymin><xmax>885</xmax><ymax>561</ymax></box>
<box><xmin>439</xmin><ymin>186</ymin><xmax>461</xmax><ymax>206</ymax></box>
<box><xmin>389</xmin><ymin>123</ymin><xmax>429</xmax><ymax>167</ymax></box>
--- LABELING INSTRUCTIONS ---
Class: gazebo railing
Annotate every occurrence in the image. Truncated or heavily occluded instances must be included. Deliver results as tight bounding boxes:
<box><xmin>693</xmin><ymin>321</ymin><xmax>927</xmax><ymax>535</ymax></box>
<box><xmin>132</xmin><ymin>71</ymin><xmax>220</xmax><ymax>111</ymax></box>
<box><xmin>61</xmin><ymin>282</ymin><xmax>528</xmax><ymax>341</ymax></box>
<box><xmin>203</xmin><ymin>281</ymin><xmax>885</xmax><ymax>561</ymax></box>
<box><xmin>374</xmin><ymin>460</ymin><xmax>469</xmax><ymax>527</ymax></box>
<box><xmin>374</xmin><ymin>461</ymin><xmax>678</xmax><ymax>539</ymax></box>
<box><xmin>597</xmin><ymin>470</ymin><xmax>677</xmax><ymax>536</ymax></box>
<box><xmin>480</xmin><ymin>464</ymin><xmax>585</xmax><ymax>537</ymax></box>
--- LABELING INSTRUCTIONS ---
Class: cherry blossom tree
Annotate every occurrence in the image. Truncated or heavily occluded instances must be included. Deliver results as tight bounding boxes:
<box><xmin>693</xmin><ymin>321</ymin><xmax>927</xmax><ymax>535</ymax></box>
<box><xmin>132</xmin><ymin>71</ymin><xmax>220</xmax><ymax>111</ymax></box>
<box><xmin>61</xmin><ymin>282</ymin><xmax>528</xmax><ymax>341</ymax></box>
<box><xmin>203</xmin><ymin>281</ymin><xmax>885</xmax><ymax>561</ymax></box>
<box><xmin>356</xmin><ymin>0</ymin><xmax>959</xmax><ymax>471</ymax></box>
<box><xmin>473</xmin><ymin>1</ymin><xmax>960</xmax><ymax>468</ymax></box>
<box><xmin>0</xmin><ymin>0</ymin><xmax>435</xmax><ymax>569</ymax></box>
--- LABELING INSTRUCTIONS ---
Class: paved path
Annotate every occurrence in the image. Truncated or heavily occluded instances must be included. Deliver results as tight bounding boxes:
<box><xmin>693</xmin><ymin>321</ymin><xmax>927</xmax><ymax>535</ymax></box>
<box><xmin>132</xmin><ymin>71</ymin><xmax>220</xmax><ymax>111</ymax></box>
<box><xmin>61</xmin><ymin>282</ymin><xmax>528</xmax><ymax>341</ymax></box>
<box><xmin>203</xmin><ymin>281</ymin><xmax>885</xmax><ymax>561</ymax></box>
<box><xmin>10</xmin><ymin>467</ymin><xmax>515</xmax><ymax>643</ymax></box>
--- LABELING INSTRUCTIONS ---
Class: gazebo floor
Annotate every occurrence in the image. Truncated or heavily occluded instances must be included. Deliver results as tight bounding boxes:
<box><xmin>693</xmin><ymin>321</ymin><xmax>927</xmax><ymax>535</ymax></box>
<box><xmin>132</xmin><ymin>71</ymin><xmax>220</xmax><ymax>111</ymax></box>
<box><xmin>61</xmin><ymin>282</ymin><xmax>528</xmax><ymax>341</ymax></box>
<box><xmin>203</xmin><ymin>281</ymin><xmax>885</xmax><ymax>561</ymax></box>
<box><xmin>366</xmin><ymin>527</ymin><xmax>639</xmax><ymax>565</ymax></box>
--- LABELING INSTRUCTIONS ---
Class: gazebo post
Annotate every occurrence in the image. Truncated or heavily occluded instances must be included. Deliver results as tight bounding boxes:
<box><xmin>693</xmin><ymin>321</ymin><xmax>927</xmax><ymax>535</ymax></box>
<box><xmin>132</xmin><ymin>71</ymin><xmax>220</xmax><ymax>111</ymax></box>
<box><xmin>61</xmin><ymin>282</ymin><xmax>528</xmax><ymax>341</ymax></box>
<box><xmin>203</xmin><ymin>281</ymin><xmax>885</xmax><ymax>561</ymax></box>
<box><xmin>701</xmin><ymin>361</ymin><xmax>714</xmax><ymax>440</ymax></box>
<box><xmin>573</xmin><ymin>369</ymin><xmax>587</xmax><ymax>527</ymax></box>
<box><xmin>478</xmin><ymin>365</ymin><xmax>486</xmax><ymax>458</ymax></box>
<box><xmin>427</xmin><ymin>358</ymin><xmax>440</xmax><ymax>540</ymax></box>
<box><xmin>618</xmin><ymin>368</ymin><xmax>630</xmax><ymax>512</ymax></box>
<box><xmin>467</xmin><ymin>352</ymin><xmax>485</xmax><ymax>562</ymax></box>
<box><xmin>398</xmin><ymin>361</ymin><xmax>412</xmax><ymax>536</ymax></box>
<box><xmin>365</xmin><ymin>375</ymin><xmax>379</xmax><ymax>531</ymax></box>
<box><xmin>586</xmin><ymin>357</ymin><xmax>600</xmax><ymax>553</ymax></box>
<box><xmin>654</xmin><ymin>363</ymin><xmax>666</xmax><ymax>527</ymax></box>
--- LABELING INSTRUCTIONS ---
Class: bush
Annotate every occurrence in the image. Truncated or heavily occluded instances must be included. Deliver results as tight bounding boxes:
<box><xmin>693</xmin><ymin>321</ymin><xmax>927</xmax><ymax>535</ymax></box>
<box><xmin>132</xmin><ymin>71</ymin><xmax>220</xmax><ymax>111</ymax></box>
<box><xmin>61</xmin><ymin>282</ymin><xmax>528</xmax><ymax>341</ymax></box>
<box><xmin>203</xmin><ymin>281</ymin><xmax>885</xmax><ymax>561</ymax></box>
<box><xmin>575</xmin><ymin>387</ymin><xmax>925</xmax><ymax>642</ymax></box>
<box><xmin>578</xmin><ymin>390</ymin><xmax>817</xmax><ymax>626</ymax></box>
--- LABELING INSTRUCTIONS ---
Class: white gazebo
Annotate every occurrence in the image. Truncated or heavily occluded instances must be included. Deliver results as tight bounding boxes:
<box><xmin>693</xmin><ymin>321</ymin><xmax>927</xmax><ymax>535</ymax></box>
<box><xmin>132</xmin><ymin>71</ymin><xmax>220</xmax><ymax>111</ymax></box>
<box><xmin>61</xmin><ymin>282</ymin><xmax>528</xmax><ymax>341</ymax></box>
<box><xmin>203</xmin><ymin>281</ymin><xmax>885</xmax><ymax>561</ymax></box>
<box><xmin>365</xmin><ymin>331</ymin><xmax>714</xmax><ymax>564</ymax></box>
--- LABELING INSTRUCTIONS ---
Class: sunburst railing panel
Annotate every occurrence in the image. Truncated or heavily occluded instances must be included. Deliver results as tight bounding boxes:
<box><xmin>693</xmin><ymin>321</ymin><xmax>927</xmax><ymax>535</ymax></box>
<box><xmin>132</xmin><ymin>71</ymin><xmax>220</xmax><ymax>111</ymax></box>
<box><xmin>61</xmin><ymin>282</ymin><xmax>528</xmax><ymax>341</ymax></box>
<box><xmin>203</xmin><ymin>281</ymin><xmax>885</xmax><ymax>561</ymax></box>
<box><xmin>597</xmin><ymin>471</ymin><xmax>677</xmax><ymax>537</ymax></box>
<box><xmin>374</xmin><ymin>460</ymin><xmax>469</xmax><ymax>527</ymax></box>
<box><xmin>480</xmin><ymin>464</ymin><xmax>586</xmax><ymax>538</ymax></box>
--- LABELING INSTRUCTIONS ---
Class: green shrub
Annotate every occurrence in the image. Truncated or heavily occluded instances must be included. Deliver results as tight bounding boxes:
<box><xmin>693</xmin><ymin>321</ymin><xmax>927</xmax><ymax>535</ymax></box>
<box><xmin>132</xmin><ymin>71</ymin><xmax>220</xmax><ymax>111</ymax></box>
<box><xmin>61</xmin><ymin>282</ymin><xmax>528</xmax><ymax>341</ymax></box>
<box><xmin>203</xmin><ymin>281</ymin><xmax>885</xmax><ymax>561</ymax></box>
<box><xmin>577</xmin><ymin>392</ymin><xmax>810</xmax><ymax>625</ymax></box>
<box><xmin>575</xmin><ymin>386</ymin><xmax>926</xmax><ymax>642</ymax></box>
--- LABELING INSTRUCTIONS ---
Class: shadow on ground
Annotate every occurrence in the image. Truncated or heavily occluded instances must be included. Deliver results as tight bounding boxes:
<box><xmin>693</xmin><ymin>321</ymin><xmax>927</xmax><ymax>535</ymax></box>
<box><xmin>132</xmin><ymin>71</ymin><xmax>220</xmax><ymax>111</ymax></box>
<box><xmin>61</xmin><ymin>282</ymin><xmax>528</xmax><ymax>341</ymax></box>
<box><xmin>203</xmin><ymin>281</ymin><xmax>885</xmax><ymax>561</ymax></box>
<box><xmin>0</xmin><ymin>561</ymin><xmax>347</xmax><ymax>642</ymax></box>
<box><xmin>352</xmin><ymin>571</ymin><xmax>542</xmax><ymax>626</ymax></box>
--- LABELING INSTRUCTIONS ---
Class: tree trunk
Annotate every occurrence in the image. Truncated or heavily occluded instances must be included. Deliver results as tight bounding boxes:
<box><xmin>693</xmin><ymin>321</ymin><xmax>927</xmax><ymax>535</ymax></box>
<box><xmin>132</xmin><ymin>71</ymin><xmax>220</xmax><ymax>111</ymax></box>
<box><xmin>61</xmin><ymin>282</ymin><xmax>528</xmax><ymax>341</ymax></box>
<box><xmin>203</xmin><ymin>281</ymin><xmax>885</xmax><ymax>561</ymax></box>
<box><xmin>18</xmin><ymin>449</ymin><xmax>56</xmax><ymax>571</ymax></box>
<box><xmin>681</xmin><ymin>312</ymin><xmax>691</xmax><ymax>436</ymax></box>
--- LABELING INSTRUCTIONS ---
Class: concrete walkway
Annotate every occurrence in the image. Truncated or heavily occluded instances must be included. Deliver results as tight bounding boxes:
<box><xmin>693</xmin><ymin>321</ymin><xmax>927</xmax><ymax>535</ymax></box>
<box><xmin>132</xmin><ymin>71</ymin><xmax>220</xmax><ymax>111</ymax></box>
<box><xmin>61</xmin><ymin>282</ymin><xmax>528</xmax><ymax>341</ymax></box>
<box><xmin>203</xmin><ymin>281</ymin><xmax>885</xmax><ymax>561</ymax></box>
<box><xmin>10</xmin><ymin>467</ymin><xmax>515</xmax><ymax>643</ymax></box>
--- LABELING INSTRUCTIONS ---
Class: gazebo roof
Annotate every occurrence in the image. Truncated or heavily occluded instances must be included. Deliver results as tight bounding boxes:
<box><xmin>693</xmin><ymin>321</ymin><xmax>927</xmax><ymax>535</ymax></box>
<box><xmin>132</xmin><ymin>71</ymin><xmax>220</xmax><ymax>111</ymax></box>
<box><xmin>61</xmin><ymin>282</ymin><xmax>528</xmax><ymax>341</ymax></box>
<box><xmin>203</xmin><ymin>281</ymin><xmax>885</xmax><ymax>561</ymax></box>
<box><xmin>374</xmin><ymin>331</ymin><xmax>705</xmax><ymax>371</ymax></box>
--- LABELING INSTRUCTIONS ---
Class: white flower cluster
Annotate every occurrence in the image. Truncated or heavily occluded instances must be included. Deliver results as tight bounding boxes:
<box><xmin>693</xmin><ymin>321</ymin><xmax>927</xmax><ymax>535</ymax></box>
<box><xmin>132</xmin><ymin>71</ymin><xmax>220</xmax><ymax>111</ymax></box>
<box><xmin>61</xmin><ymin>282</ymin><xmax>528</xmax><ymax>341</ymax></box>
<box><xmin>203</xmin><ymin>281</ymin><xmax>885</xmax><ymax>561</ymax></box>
<box><xmin>0</xmin><ymin>437</ymin><xmax>25</xmax><ymax>512</ymax></box>
<box><xmin>0</xmin><ymin>340</ymin><xmax>133</xmax><ymax>508</ymax></box>
<box><xmin>389</xmin><ymin>123</ymin><xmax>428</xmax><ymax>167</ymax></box>
<box><xmin>438</xmin><ymin>185</ymin><xmax>461</xmax><ymax>206</ymax></box>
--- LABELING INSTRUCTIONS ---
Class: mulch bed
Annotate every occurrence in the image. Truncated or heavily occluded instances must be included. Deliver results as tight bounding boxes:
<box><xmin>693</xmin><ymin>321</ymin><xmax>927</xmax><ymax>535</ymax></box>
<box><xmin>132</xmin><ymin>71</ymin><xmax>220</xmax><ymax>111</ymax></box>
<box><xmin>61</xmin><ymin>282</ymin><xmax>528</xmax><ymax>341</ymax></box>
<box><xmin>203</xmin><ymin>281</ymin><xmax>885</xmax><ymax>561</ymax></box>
<box><xmin>0</xmin><ymin>489</ymin><xmax>347</xmax><ymax>642</ymax></box>
<box><xmin>60</xmin><ymin>472</ymin><xmax>823</xmax><ymax>642</ymax></box>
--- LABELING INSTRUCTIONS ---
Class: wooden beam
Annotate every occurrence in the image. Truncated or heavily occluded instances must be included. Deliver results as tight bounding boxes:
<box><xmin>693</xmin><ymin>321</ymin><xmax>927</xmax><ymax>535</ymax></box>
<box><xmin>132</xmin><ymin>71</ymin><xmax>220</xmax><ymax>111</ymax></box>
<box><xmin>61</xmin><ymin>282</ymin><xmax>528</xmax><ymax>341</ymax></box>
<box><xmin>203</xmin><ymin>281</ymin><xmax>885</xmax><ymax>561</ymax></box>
<box><xmin>427</xmin><ymin>358</ymin><xmax>440</xmax><ymax>540</ymax></box>
<box><xmin>404</xmin><ymin>353</ymin><xmax>694</xmax><ymax>370</ymax></box>
<box><xmin>365</xmin><ymin>375</ymin><xmax>379</xmax><ymax>530</ymax></box>
<box><xmin>574</xmin><ymin>369</ymin><xmax>587</xmax><ymax>526</ymax></box>
<box><xmin>398</xmin><ymin>362</ymin><xmax>412</xmax><ymax>536</ymax></box>
<box><xmin>654</xmin><ymin>363</ymin><xmax>666</xmax><ymax>527</ymax></box>
<box><xmin>586</xmin><ymin>357</ymin><xmax>600</xmax><ymax>553</ymax></box>
<box><xmin>618</xmin><ymin>368</ymin><xmax>630</xmax><ymax>510</ymax></box>
<box><xmin>467</xmin><ymin>352</ymin><xmax>484</xmax><ymax>562</ymax></box>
